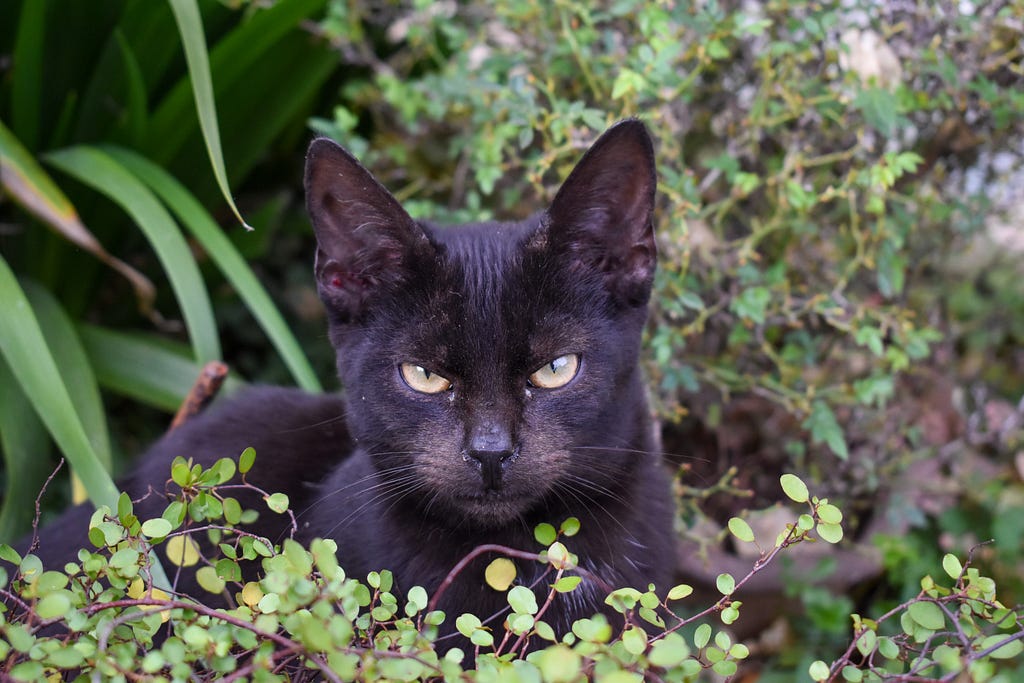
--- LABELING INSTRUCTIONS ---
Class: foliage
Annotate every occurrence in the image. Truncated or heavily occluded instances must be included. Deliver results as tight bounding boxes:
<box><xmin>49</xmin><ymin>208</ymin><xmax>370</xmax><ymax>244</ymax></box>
<box><xmin>0</xmin><ymin>0</ymin><xmax>330</xmax><ymax>537</ymax></box>
<box><xmin>2</xmin><ymin>0</ymin><xmax>1024</xmax><ymax>680</ymax></box>
<box><xmin>4</xmin><ymin>455</ymin><xmax>1019</xmax><ymax>682</ymax></box>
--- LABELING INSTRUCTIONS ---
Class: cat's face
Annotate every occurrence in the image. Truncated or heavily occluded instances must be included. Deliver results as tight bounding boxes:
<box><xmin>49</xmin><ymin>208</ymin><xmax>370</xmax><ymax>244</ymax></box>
<box><xmin>305</xmin><ymin>121</ymin><xmax>657</xmax><ymax>528</ymax></box>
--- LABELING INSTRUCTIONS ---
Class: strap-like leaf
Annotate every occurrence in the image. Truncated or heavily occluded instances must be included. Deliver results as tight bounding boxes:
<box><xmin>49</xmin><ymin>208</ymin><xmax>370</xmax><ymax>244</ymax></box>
<box><xmin>167</xmin><ymin>0</ymin><xmax>251</xmax><ymax>230</ymax></box>
<box><xmin>0</xmin><ymin>254</ymin><xmax>119</xmax><ymax>510</ymax></box>
<box><xmin>79</xmin><ymin>324</ymin><xmax>244</xmax><ymax>413</ymax></box>
<box><xmin>107</xmin><ymin>146</ymin><xmax>321</xmax><ymax>392</ymax></box>
<box><xmin>44</xmin><ymin>146</ymin><xmax>221</xmax><ymax>365</ymax></box>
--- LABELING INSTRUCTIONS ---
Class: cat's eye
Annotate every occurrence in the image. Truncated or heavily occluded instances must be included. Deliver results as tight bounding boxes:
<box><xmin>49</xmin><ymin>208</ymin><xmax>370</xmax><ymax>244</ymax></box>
<box><xmin>528</xmin><ymin>354</ymin><xmax>580</xmax><ymax>389</ymax></box>
<box><xmin>400</xmin><ymin>363</ymin><xmax>452</xmax><ymax>394</ymax></box>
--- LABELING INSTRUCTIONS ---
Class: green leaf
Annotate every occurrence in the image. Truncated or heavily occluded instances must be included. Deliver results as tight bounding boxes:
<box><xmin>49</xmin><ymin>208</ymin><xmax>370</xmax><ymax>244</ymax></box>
<box><xmin>621</xmin><ymin>626</ymin><xmax>647</xmax><ymax>655</ymax></box>
<box><xmin>265</xmin><ymin>492</ymin><xmax>289</xmax><ymax>513</ymax></box>
<box><xmin>239</xmin><ymin>447</ymin><xmax>256</xmax><ymax>474</ymax></box>
<box><xmin>854</xmin><ymin>86</ymin><xmax>898</xmax><ymax>136</ymax></box>
<box><xmin>649</xmin><ymin>632</ymin><xmax>689</xmax><ymax>667</ymax></box>
<box><xmin>455</xmin><ymin>613</ymin><xmax>481</xmax><ymax>638</ymax></box>
<box><xmin>44</xmin><ymin>146</ymin><xmax>221</xmax><ymax>364</ymax></box>
<box><xmin>35</xmin><ymin>591</ymin><xmax>72</xmax><ymax>620</ymax></box>
<box><xmin>141</xmin><ymin>518</ymin><xmax>173</xmax><ymax>538</ymax></box>
<box><xmin>716</xmin><ymin>573</ymin><xmax>735</xmax><ymax>595</ymax></box>
<box><xmin>667</xmin><ymin>584</ymin><xmax>693</xmax><ymax>601</ymax></box>
<box><xmin>534</xmin><ymin>522</ymin><xmax>557</xmax><ymax>546</ymax></box>
<box><xmin>25</xmin><ymin>281</ymin><xmax>116</xmax><ymax>475</ymax></box>
<box><xmin>908</xmin><ymin>601</ymin><xmax>945</xmax><ymax>630</ymax></box>
<box><xmin>694</xmin><ymin>623</ymin><xmax>712</xmax><ymax>649</ymax></box>
<box><xmin>195</xmin><ymin>565</ymin><xmax>226</xmax><ymax>593</ymax></box>
<box><xmin>979</xmin><ymin>634</ymin><xmax>1024</xmax><ymax>660</ymax></box>
<box><xmin>942</xmin><ymin>554</ymin><xmax>963</xmax><ymax>580</ymax></box>
<box><xmin>0</xmin><ymin>358</ymin><xmax>53</xmax><ymax>540</ymax></box>
<box><xmin>79</xmin><ymin>324</ymin><xmax>241</xmax><ymax>413</ymax></box>
<box><xmin>166</xmin><ymin>0</ymin><xmax>250</xmax><ymax>229</ymax></box>
<box><xmin>817</xmin><ymin>522</ymin><xmax>844</xmax><ymax>544</ymax></box>
<box><xmin>470</xmin><ymin>629</ymin><xmax>494</xmax><ymax>648</ymax></box>
<box><xmin>730</xmin><ymin>286</ymin><xmax>771</xmax><ymax>324</ymax></box>
<box><xmin>780</xmin><ymin>473</ymin><xmax>809</xmax><ymax>503</ymax></box>
<box><xmin>508</xmin><ymin>585</ymin><xmax>538</xmax><ymax>615</ymax></box>
<box><xmin>0</xmin><ymin>255</ymin><xmax>120</xmax><ymax>510</ymax></box>
<box><xmin>553</xmin><ymin>576</ymin><xmax>582</xmax><ymax>593</ymax></box>
<box><xmin>559</xmin><ymin>517</ymin><xmax>580</xmax><ymax>536</ymax></box>
<box><xmin>809</xmin><ymin>660</ymin><xmax>832</xmax><ymax>681</ymax></box>
<box><xmin>802</xmin><ymin>401</ymin><xmax>849</xmax><ymax>460</ymax></box>
<box><xmin>728</xmin><ymin>517</ymin><xmax>755</xmax><ymax>543</ymax></box>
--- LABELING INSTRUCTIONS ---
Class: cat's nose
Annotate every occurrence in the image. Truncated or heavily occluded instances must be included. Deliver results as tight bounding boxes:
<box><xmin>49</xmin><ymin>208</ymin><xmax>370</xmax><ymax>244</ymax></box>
<box><xmin>467</xmin><ymin>424</ymin><xmax>515</xmax><ymax>491</ymax></box>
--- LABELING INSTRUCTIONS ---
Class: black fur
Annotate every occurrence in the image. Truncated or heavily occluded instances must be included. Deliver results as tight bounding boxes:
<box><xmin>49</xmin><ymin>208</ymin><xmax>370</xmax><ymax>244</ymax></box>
<box><xmin>18</xmin><ymin>120</ymin><xmax>675</xmax><ymax>646</ymax></box>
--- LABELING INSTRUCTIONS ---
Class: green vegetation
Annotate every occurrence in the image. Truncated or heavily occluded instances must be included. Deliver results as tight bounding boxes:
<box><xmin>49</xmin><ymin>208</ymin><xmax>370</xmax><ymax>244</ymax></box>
<box><xmin>2</xmin><ymin>0</ymin><xmax>1023</xmax><ymax>680</ymax></box>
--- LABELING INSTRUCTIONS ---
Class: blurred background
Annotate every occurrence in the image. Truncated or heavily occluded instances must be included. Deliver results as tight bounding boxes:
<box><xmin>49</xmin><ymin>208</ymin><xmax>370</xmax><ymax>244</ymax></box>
<box><xmin>1</xmin><ymin>1</ymin><xmax>1022</xmax><ymax>678</ymax></box>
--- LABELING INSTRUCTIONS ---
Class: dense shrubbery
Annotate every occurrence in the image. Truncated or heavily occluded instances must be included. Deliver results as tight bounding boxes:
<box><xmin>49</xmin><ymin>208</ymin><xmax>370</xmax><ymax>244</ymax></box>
<box><xmin>3</xmin><ymin>453</ymin><xmax>1021</xmax><ymax>681</ymax></box>
<box><xmin>2</xmin><ymin>0</ymin><xmax>1023</xmax><ymax>680</ymax></box>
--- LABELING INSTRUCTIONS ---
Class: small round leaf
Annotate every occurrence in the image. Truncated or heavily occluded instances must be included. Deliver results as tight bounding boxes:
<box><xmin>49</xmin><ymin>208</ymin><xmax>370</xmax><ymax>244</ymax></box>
<box><xmin>728</xmin><ymin>517</ymin><xmax>755</xmax><ymax>543</ymax></box>
<box><xmin>484</xmin><ymin>558</ymin><xmax>516</xmax><ymax>591</ymax></box>
<box><xmin>780</xmin><ymin>473</ymin><xmax>809</xmax><ymax>502</ymax></box>
<box><xmin>141</xmin><ymin>518</ymin><xmax>173</xmax><ymax>539</ymax></box>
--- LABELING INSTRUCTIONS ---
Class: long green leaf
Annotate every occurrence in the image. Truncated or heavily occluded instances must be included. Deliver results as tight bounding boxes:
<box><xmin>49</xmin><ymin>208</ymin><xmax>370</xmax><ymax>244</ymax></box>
<box><xmin>167</xmin><ymin>0</ymin><xmax>251</xmax><ymax>230</ymax></box>
<box><xmin>106</xmin><ymin>146</ymin><xmax>321</xmax><ymax>392</ymax></box>
<box><xmin>22</xmin><ymin>281</ymin><xmax>111</xmax><ymax>470</ymax></box>
<box><xmin>150</xmin><ymin>0</ymin><xmax>327</xmax><ymax>186</ymax></box>
<box><xmin>0</xmin><ymin>358</ymin><xmax>53</xmax><ymax>543</ymax></box>
<box><xmin>0</xmin><ymin>254</ymin><xmax>171</xmax><ymax>590</ymax></box>
<box><xmin>0</xmin><ymin>254</ymin><xmax>118</xmax><ymax>511</ymax></box>
<box><xmin>11</xmin><ymin>0</ymin><xmax>46</xmax><ymax>150</ymax></box>
<box><xmin>79</xmin><ymin>324</ymin><xmax>244</xmax><ymax>414</ymax></box>
<box><xmin>44</xmin><ymin>146</ymin><xmax>221</xmax><ymax>365</ymax></box>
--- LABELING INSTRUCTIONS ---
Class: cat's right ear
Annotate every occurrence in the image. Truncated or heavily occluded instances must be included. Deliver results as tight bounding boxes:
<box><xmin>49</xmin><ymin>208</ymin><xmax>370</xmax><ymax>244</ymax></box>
<box><xmin>305</xmin><ymin>138</ymin><xmax>432</xmax><ymax>321</ymax></box>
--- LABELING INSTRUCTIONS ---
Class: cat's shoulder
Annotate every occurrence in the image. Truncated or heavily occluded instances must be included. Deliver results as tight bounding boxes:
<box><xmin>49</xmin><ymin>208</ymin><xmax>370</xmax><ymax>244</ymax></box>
<box><xmin>127</xmin><ymin>386</ymin><xmax>350</xmax><ymax>493</ymax></box>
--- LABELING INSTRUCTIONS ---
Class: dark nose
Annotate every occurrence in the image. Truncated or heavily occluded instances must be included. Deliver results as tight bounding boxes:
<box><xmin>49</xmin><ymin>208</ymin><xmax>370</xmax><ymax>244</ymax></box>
<box><xmin>467</xmin><ymin>422</ymin><xmax>515</xmax><ymax>491</ymax></box>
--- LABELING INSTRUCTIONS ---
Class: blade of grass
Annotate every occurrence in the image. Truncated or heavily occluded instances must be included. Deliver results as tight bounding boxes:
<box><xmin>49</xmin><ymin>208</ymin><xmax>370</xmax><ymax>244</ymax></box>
<box><xmin>167</xmin><ymin>0</ymin><xmax>251</xmax><ymax>230</ymax></box>
<box><xmin>44</xmin><ymin>146</ymin><xmax>221</xmax><ymax>365</ymax></box>
<box><xmin>79</xmin><ymin>324</ymin><xmax>244</xmax><ymax>413</ymax></box>
<box><xmin>150</xmin><ymin>0</ymin><xmax>325</xmax><ymax>166</ymax></box>
<box><xmin>0</xmin><ymin>254</ymin><xmax>172</xmax><ymax>590</ymax></box>
<box><xmin>10</xmin><ymin>0</ymin><xmax>46</xmax><ymax>150</ymax></box>
<box><xmin>22</xmin><ymin>281</ymin><xmax>111</xmax><ymax>475</ymax></box>
<box><xmin>0</xmin><ymin>359</ymin><xmax>53</xmax><ymax>543</ymax></box>
<box><xmin>0</xmin><ymin>253</ymin><xmax>119</xmax><ymax>510</ymax></box>
<box><xmin>75</xmin><ymin>28</ymin><xmax>149</xmax><ymax>147</ymax></box>
<box><xmin>106</xmin><ymin>146</ymin><xmax>321</xmax><ymax>392</ymax></box>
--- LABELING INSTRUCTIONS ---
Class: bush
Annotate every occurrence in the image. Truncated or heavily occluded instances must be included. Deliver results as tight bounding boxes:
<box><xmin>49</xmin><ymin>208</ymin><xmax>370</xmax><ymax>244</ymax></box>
<box><xmin>3</xmin><ymin>453</ymin><xmax>1021</xmax><ymax>681</ymax></box>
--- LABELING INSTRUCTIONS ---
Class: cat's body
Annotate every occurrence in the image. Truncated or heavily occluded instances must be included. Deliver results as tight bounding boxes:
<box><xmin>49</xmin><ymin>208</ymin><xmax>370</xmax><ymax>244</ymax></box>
<box><xmin>18</xmin><ymin>120</ymin><xmax>676</xmax><ymax>645</ymax></box>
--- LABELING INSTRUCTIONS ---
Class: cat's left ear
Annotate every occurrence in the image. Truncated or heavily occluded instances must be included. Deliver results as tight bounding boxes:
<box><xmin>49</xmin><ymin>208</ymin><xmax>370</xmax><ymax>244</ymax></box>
<box><xmin>544</xmin><ymin>119</ymin><xmax>657</xmax><ymax>307</ymax></box>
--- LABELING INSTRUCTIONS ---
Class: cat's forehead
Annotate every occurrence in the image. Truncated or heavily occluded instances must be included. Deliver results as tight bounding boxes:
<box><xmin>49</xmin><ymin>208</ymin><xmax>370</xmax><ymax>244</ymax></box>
<box><xmin>391</xmin><ymin>218</ymin><xmax>596</xmax><ymax>367</ymax></box>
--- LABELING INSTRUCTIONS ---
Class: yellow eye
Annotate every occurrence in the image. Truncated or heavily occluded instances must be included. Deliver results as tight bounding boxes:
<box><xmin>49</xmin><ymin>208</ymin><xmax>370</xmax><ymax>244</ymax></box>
<box><xmin>528</xmin><ymin>354</ymin><xmax>580</xmax><ymax>389</ymax></box>
<box><xmin>400</xmin><ymin>364</ymin><xmax>452</xmax><ymax>394</ymax></box>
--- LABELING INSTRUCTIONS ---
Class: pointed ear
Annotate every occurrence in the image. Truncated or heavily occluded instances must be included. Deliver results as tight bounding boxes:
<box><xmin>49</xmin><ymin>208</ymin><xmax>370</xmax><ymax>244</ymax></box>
<box><xmin>305</xmin><ymin>138</ymin><xmax>432</xmax><ymax>321</ymax></box>
<box><xmin>544</xmin><ymin>119</ymin><xmax>657</xmax><ymax>307</ymax></box>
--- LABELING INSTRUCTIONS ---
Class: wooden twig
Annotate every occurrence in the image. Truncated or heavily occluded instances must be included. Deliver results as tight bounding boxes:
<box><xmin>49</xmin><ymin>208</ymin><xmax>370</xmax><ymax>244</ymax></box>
<box><xmin>170</xmin><ymin>361</ymin><xmax>229</xmax><ymax>431</ymax></box>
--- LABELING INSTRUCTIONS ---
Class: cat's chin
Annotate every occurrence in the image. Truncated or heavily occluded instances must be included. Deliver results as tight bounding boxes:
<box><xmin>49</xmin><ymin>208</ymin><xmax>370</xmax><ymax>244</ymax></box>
<box><xmin>447</xmin><ymin>491</ymin><xmax>531</xmax><ymax>528</ymax></box>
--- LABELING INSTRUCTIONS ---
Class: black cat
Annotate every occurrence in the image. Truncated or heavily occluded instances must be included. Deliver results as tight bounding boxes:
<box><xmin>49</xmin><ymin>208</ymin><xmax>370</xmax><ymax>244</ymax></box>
<box><xmin>17</xmin><ymin>119</ymin><xmax>676</xmax><ymax>646</ymax></box>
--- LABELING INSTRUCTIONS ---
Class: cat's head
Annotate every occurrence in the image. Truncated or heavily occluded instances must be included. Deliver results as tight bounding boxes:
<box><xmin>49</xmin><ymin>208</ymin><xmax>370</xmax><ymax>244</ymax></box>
<box><xmin>305</xmin><ymin>120</ymin><xmax>658</xmax><ymax>528</ymax></box>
